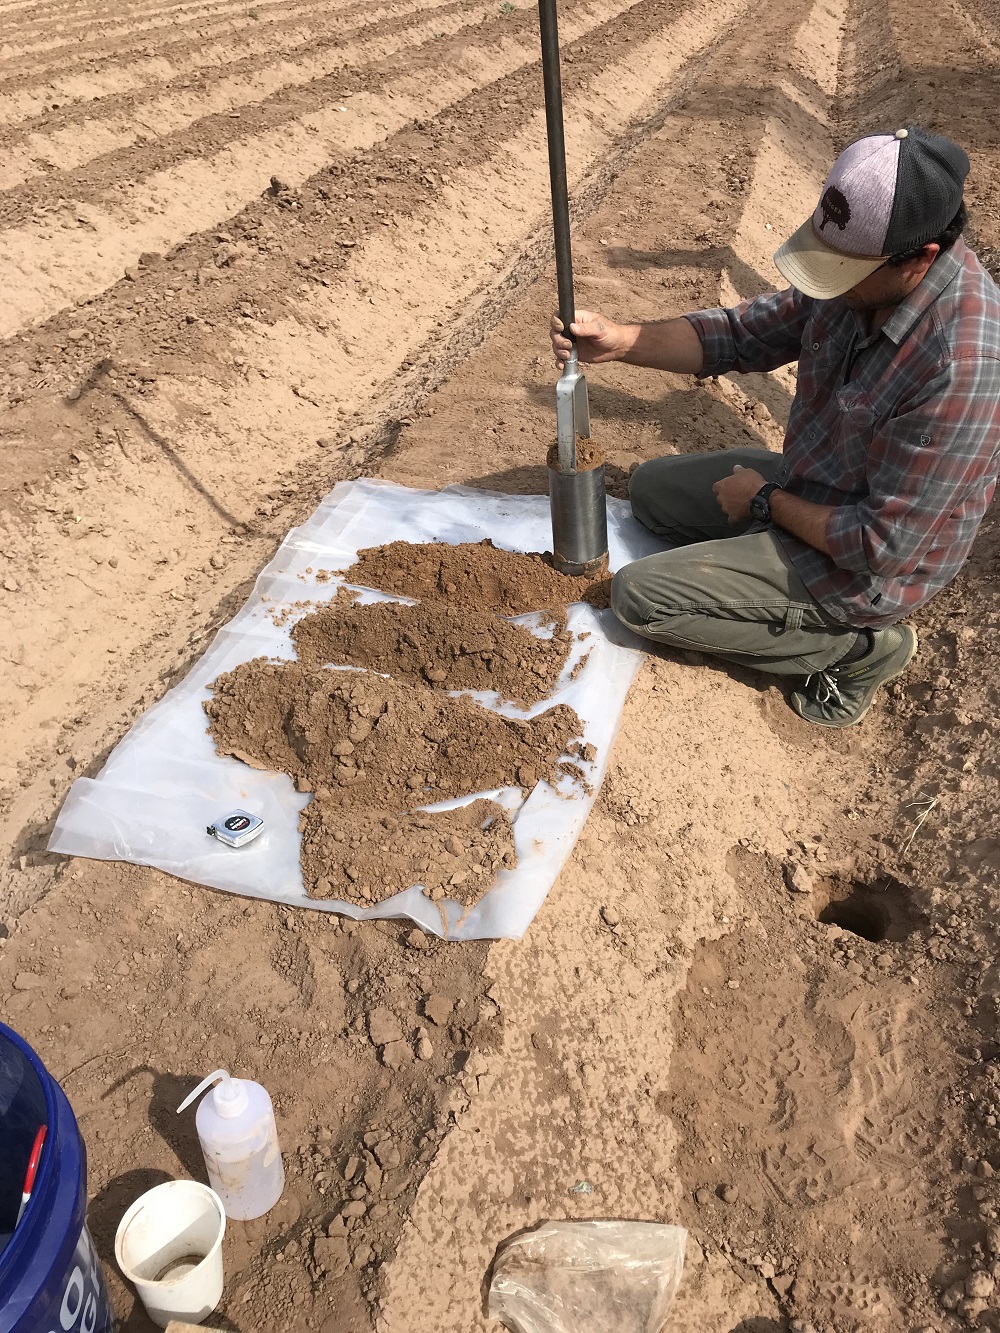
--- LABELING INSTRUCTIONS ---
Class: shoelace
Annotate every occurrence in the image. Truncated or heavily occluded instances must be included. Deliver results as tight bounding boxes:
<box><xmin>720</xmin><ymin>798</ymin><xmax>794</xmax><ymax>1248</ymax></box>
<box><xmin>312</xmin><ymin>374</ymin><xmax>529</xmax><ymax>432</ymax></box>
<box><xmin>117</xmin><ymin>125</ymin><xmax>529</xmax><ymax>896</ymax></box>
<box><xmin>803</xmin><ymin>669</ymin><xmax>845</xmax><ymax>717</ymax></box>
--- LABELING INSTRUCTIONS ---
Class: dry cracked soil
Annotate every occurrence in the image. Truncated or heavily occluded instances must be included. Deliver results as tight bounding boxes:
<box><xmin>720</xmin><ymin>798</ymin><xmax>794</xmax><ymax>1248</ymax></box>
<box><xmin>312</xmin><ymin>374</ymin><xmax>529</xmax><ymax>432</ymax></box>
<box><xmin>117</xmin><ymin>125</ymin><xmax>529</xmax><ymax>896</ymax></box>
<box><xmin>3</xmin><ymin>0</ymin><xmax>1000</xmax><ymax>1329</ymax></box>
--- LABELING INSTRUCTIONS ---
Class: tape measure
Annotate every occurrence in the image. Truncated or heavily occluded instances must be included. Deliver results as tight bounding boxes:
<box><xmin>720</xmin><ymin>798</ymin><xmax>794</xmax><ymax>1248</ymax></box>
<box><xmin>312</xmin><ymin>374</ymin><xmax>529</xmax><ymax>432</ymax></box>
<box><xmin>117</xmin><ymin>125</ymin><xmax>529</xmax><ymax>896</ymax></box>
<box><xmin>206</xmin><ymin>810</ymin><xmax>264</xmax><ymax>848</ymax></box>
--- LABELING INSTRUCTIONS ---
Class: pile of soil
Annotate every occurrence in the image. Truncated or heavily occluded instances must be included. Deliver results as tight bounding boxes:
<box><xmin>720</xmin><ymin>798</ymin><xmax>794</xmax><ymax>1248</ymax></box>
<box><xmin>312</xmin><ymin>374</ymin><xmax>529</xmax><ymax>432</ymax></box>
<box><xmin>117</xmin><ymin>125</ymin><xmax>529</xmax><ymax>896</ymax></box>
<box><xmin>209</xmin><ymin>547</ymin><xmax>594</xmax><ymax>915</ymax></box>
<box><xmin>299</xmin><ymin>798</ymin><xmax>517</xmax><ymax>911</ymax></box>
<box><xmin>205</xmin><ymin>659</ymin><xmax>583</xmax><ymax>806</ymax></box>
<box><xmin>291</xmin><ymin>599</ymin><xmax>573</xmax><ymax>706</ymax></box>
<box><xmin>341</xmin><ymin>539</ymin><xmax>611</xmax><ymax>613</ymax></box>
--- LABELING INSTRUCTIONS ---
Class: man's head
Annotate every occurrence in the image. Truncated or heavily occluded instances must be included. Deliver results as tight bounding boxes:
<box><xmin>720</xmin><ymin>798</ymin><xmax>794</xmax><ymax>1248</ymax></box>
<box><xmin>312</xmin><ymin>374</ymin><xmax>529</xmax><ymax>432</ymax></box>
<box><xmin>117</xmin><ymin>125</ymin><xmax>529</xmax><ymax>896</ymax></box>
<box><xmin>774</xmin><ymin>127</ymin><xmax>969</xmax><ymax>302</ymax></box>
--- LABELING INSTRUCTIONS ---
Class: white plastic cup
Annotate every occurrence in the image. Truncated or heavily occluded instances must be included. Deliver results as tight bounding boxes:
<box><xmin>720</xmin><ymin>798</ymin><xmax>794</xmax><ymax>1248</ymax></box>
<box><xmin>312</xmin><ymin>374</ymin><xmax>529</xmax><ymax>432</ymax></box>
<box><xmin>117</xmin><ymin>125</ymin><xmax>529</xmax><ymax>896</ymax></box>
<box><xmin>114</xmin><ymin>1180</ymin><xmax>226</xmax><ymax>1328</ymax></box>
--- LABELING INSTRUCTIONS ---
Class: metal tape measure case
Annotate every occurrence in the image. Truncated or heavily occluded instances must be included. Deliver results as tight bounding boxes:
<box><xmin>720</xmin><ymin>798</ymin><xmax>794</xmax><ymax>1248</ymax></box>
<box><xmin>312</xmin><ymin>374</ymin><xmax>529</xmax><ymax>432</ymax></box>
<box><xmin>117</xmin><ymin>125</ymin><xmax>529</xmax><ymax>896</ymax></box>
<box><xmin>207</xmin><ymin>810</ymin><xmax>264</xmax><ymax>848</ymax></box>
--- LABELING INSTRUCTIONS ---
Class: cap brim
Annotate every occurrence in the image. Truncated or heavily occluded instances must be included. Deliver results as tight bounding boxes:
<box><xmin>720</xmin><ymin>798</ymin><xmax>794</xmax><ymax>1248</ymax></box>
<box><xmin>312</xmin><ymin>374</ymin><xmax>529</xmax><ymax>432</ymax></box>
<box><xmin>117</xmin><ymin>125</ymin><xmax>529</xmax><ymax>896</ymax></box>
<box><xmin>773</xmin><ymin>217</ymin><xmax>886</xmax><ymax>299</ymax></box>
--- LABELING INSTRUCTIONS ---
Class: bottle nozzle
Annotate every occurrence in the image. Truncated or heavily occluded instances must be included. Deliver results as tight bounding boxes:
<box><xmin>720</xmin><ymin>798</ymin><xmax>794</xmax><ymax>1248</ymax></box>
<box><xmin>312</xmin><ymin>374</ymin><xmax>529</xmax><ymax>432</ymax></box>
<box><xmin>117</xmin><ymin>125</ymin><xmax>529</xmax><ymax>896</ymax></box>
<box><xmin>177</xmin><ymin>1068</ymin><xmax>248</xmax><ymax>1118</ymax></box>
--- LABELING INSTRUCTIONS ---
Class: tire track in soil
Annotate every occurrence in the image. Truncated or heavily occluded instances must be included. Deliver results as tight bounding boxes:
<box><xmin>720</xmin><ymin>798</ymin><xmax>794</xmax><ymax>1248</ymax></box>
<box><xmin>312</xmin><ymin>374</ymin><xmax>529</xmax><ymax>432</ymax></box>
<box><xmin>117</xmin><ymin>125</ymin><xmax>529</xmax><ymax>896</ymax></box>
<box><xmin>0</xmin><ymin>0</ymin><xmax>661</xmax><ymax>336</ymax></box>
<box><xmin>0</xmin><ymin>0</ymin><xmax>530</xmax><ymax>193</ymax></box>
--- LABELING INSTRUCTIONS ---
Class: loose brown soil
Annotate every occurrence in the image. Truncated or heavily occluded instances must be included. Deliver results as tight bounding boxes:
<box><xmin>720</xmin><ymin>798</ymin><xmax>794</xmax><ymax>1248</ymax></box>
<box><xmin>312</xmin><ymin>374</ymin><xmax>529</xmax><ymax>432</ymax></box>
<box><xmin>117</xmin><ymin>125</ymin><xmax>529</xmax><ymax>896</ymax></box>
<box><xmin>299</xmin><ymin>798</ymin><xmax>517</xmax><ymax>913</ymax></box>
<box><xmin>291</xmin><ymin>598</ymin><xmax>573</xmax><ymax>706</ymax></box>
<box><xmin>341</xmin><ymin>540</ymin><xmax>612</xmax><ymax>614</ymax></box>
<box><xmin>205</xmin><ymin>660</ymin><xmax>583</xmax><ymax>804</ymax></box>
<box><xmin>545</xmin><ymin>436</ymin><xmax>607</xmax><ymax>470</ymax></box>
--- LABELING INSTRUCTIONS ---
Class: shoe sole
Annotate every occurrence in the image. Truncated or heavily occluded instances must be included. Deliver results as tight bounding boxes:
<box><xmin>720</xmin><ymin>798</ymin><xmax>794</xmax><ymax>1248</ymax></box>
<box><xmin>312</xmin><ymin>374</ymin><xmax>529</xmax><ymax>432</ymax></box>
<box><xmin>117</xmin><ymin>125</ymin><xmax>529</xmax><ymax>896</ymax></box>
<box><xmin>791</xmin><ymin>625</ymin><xmax>919</xmax><ymax>728</ymax></box>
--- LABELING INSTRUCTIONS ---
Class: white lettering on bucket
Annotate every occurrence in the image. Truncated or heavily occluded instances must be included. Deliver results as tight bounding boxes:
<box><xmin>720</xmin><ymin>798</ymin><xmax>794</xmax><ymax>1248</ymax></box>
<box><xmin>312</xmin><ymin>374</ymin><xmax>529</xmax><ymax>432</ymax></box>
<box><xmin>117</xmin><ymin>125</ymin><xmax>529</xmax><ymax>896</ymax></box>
<box><xmin>60</xmin><ymin>1269</ymin><xmax>84</xmax><ymax>1329</ymax></box>
<box><xmin>47</xmin><ymin>1230</ymin><xmax>107</xmax><ymax>1333</ymax></box>
<box><xmin>81</xmin><ymin>1293</ymin><xmax>97</xmax><ymax>1333</ymax></box>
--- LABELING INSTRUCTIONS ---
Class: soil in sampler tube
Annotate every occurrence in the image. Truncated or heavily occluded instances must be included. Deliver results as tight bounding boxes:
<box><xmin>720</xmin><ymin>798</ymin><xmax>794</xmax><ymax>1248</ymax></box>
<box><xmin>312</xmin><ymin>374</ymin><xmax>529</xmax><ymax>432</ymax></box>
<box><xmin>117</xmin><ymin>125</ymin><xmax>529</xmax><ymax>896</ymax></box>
<box><xmin>341</xmin><ymin>539</ymin><xmax>611</xmax><ymax>612</ymax></box>
<box><xmin>300</xmin><ymin>798</ymin><xmax>517</xmax><ymax>911</ymax></box>
<box><xmin>545</xmin><ymin>436</ymin><xmax>606</xmax><ymax>471</ymax></box>
<box><xmin>291</xmin><ymin>598</ymin><xmax>573</xmax><ymax>707</ymax></box>
<box><xmin>205</xmin><ymin>659</ymin><xmax>584</xmax><ymax>806</ymax></box>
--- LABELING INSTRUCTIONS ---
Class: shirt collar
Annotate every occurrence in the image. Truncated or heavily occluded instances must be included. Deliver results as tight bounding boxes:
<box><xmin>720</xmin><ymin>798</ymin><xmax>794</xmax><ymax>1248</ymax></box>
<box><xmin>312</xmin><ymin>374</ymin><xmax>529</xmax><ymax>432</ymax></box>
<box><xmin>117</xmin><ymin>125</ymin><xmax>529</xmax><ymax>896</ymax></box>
<box><xmin>877</xmin><ymin>239</ymin><xmax>967</xmax><ymax>345</ymax></box>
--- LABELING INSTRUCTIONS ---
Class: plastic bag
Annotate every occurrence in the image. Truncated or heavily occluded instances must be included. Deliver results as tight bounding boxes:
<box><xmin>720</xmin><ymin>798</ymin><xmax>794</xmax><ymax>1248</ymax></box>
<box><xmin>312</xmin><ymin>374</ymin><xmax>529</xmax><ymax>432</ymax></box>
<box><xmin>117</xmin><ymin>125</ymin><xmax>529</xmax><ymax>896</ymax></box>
<box><xmin>488</xmin><ymin>1220</ymin><xmax>687</xmax><ymax>1333</ymax></box>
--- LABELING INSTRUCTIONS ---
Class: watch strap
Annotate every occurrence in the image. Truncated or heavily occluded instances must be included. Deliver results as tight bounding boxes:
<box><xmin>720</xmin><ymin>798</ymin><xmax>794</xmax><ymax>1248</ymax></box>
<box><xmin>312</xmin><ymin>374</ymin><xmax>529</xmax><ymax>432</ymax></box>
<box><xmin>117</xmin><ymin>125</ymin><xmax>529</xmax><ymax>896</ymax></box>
<box><xmin>752</xmin><ymin>482</ymin><xmax>782</xmax><ymax>522</ymax></box>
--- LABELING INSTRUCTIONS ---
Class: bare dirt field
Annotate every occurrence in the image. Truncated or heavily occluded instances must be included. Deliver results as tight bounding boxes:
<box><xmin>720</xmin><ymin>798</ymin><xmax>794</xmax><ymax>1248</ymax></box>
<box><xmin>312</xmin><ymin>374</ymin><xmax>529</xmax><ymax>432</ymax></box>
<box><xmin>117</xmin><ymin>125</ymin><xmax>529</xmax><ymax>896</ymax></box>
<box><xmin>2</xmin><ymin>0</ymin><xmax>1000</xmax><ymax>1330</ymax></box>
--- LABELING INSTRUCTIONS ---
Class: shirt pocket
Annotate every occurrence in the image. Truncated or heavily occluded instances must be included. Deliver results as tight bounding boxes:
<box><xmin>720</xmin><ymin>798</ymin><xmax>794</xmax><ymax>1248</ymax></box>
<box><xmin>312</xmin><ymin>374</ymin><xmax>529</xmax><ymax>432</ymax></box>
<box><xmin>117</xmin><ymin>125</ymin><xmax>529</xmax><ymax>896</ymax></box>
<box><xmin>830</xmin><ymin>383</ymin><xmax>876</xmax><ymax>487</ymax></box>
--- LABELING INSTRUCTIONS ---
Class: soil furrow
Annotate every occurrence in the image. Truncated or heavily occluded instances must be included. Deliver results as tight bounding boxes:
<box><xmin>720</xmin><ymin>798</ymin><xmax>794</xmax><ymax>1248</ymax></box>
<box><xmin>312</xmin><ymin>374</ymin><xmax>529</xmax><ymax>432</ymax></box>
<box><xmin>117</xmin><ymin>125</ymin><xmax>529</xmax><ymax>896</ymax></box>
<box><xmin>0</xmin><ymin>0</ymin><xmax>379</xmax><ymax>78</ymax></box>
<box><xmin>0</xmin><ymin>0</ymin><xmax>748</xmax><ymax>451</ymax></box>
<box><xmin>0</xmin><ymin>0</ymin><xmax>514</xmax><ymax>193</ymax></box>
<box><xmin>947</xmin><ymin>0</ymin><xmax>1000</xmax><ymax>59</ymax></box>
<box><xmin>0</xmin><ymin>0</ymin><xmax>310</xmax><ymax>29</ymax></box>
<box><xmin>0</xmin><ymin>0</ymin><xmax>456</xmax><ymax>119</ymax></box>
<box><xmin>0</xmin><ymin>0</ymin><xmax>464</xmax><ymax>134</ymax></box>
<box><xmin>0</xmin><ymin>10</ymin><xmax>401</xmax><ymax>133</ymax></box>
<box><xmin>0</xmin><ymin>0</ymin><xmax>358</xmax><ymax>63</ymax></box>
<box><xmin>0</xmin><ymin>0</ymin><xmax>664</xmax><ymax>336</ymax></box>
<box><xmin>0</xmin><ymin>0</ymin><xmax>626</xmax><ymax>225</ymax></box>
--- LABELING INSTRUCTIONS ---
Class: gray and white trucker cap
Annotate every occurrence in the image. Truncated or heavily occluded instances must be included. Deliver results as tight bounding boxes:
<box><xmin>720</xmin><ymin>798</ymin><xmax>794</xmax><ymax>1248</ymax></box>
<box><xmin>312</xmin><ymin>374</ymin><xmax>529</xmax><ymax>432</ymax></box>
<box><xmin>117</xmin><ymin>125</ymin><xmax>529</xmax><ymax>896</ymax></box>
<box><xmin>774</xmin><ymin>126</ymin><xmax>969</xmax><ymax>299</ymax></box>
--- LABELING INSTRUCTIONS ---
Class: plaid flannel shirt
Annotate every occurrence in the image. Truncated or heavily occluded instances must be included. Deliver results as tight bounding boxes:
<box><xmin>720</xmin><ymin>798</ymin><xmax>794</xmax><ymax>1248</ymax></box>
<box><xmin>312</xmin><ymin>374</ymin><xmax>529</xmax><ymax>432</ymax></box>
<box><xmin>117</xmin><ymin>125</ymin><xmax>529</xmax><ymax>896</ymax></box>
<box><xmin>684</xmin><ymin>239</ymin><xmax>1000</xmax><ymax>627</ymax></box>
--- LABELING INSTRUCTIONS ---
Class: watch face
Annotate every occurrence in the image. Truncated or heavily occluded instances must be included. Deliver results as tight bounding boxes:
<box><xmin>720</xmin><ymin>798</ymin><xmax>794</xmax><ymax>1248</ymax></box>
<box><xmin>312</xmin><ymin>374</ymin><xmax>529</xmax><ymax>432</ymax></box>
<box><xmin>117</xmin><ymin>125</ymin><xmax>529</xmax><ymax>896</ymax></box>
<box><xmin>750</xmin><ymin>495</ymin><xmax>767</xmax><ymax>521</ymax></box>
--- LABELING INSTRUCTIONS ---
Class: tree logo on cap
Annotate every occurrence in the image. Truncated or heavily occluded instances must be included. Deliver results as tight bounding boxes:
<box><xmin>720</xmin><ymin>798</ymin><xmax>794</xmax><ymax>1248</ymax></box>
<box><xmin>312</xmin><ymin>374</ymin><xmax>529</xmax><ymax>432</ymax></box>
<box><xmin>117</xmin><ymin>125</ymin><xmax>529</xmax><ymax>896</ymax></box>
<box><xmin>819</xmin><ymin>185</ymin><xmax>851</xmax><ymax>232</ymax></box>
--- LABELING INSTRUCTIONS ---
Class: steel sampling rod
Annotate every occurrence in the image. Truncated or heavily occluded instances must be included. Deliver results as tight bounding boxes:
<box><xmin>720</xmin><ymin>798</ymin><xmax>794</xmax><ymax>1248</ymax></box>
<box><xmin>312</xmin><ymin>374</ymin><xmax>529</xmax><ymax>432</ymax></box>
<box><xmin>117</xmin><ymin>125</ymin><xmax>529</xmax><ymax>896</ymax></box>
<box><xmin>538</xmin><ymin>0</ymin><xmax>609</xmax><ymax>576</ymax></box>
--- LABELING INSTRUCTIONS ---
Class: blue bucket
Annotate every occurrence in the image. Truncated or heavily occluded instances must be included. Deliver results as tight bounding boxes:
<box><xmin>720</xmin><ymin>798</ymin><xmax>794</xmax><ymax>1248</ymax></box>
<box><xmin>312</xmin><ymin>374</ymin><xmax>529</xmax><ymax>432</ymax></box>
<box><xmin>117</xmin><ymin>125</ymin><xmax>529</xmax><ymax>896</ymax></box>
<box><xmin>0</xmin><ymin>1021</ymin><xmax>114</xmax><ymax>1333</ymax></box>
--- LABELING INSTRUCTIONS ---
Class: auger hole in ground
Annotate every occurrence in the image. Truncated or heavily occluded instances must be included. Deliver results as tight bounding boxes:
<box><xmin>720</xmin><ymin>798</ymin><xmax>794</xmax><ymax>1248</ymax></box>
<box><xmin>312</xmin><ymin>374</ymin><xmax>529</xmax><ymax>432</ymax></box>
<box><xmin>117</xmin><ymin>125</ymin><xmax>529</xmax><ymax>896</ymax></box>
<box><xmin>814</xmin><ymin>875</ymin><xmax>922</xmax><ymax>943</ymax></box>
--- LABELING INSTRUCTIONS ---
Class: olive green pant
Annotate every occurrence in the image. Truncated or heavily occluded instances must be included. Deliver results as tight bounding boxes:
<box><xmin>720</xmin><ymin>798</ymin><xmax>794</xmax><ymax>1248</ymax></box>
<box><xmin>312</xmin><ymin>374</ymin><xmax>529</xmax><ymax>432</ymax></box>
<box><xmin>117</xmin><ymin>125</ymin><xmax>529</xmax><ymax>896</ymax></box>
<box><xmin>611</xmin><ymin>449</ymin><xmax>856</xmax><ymax>676</ymax></box>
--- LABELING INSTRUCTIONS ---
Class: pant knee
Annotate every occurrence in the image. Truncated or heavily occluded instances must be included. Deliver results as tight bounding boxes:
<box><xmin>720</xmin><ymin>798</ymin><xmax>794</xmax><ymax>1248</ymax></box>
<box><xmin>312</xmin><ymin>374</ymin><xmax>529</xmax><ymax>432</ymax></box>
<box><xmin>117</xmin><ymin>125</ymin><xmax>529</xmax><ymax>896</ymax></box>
<box><xmin>628</xmin><ymin>458</ymin><xmax>692</xmax><ymax>543</ymax></box>
<box><xmin>627</xmin><ymin>461</ymin><xmax>648</xmax><ymax>518</ymax></box>
<box><xmin>611</xmin><ymin>563</ymin><xmax>652</xmax><ymax>628</ymax></box>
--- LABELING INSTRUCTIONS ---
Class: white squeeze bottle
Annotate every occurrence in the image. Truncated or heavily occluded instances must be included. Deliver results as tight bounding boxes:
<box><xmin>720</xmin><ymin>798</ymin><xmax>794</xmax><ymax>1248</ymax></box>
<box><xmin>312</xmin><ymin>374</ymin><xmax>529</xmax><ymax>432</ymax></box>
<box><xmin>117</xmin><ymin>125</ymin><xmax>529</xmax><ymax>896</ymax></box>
<box><xmin>176</xmin><ymin>1068</ymin><xmax>284</xmax><ymax>1220</ymax></box>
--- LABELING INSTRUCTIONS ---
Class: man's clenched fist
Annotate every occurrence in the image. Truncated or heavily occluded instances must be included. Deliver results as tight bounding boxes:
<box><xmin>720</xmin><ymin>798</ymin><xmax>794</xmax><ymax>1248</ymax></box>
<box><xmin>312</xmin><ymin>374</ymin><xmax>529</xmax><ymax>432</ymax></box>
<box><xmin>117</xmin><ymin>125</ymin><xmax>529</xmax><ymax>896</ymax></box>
<box><xmin>713</xmin><ymin>465</ymin><xmax>766</xmax><ymax>523</ymax></box>
<box><xmin>550</xmin><ymin>310</ymin><xmax>634</xmax><ymax>368</ymax></box>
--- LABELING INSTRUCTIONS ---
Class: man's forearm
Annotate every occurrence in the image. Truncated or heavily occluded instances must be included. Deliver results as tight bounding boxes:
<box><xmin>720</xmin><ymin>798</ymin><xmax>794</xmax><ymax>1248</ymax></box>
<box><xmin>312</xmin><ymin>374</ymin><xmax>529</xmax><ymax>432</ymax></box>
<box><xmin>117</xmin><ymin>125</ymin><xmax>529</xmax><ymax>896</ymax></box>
<box><xmin>618</xmin><ymin>317</ymin><xmax>704</xmax><ymax>375</ymax></box>
<box><xmin>770</xmin><ymin>490</ymin><xmax>835</xmax><ymax>555</ymax></box>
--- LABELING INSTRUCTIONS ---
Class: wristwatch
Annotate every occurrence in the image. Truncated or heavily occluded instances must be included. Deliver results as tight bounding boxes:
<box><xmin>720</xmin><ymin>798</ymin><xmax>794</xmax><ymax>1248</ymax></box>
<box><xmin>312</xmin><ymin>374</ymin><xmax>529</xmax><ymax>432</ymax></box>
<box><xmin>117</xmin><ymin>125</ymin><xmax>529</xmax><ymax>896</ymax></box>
<box><xmin>749</xmin><ymin>482</ymin><xmax>782</xmax><ymax>524</ymax></box>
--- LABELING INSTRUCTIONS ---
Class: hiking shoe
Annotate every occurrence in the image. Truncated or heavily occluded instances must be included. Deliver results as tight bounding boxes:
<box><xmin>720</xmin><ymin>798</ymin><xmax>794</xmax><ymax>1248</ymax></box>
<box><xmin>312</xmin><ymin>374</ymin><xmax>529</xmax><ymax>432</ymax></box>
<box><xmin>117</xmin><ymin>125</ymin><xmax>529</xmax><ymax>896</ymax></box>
<box><xmin>790</xmin><ymin>625</ymin><xmax>918</xmax><ymax>728</ymax></box>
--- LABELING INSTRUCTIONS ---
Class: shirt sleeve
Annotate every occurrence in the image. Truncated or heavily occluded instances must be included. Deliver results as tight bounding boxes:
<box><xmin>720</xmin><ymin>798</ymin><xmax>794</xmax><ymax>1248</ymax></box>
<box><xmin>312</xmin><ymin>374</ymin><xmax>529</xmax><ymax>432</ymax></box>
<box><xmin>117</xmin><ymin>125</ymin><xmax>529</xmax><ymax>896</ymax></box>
<box><xmin>826</xmin><ymin>354</ymin><xmax>1000</xmax><ymax>579</ymax></box>
<box><xmin>683</xmin><ymin>287</ymin><xmax>814</xmax><ymax>377</ymax></box>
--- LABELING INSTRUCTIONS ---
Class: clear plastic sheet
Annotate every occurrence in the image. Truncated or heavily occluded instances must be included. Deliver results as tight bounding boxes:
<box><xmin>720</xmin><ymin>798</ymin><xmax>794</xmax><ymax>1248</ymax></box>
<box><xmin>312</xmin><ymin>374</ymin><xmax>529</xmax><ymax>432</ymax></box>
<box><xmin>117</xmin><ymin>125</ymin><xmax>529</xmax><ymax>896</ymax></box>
<box><xmin>48</xmin><ymin>480</ymin><xmax>662</xmax><ymax>940</ymax></box>
<box><xmin>488</xmin><ymin>1221</ymin><xmax>687</xmax><ymax>1333</ymax></box>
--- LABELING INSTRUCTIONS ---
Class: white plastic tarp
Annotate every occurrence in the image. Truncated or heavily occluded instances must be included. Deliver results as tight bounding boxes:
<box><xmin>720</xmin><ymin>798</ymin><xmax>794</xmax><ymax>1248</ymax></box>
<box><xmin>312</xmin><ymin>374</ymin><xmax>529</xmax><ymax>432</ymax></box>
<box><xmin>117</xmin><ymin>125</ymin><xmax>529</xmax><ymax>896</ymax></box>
<box><xmin>49</xmin><ymin>480</ymin><xmax>662</xmax><ymax>939</ymax></box>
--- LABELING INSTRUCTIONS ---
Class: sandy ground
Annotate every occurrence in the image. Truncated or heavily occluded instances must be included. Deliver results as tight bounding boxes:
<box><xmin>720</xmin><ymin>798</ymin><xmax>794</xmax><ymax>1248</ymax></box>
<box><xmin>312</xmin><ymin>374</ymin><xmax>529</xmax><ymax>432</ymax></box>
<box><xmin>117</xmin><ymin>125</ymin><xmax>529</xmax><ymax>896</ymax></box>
<box><xmin>3</xmin><ymin>0</ymin><xmax>1000</xmax><ymax>1330</ymax></box>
